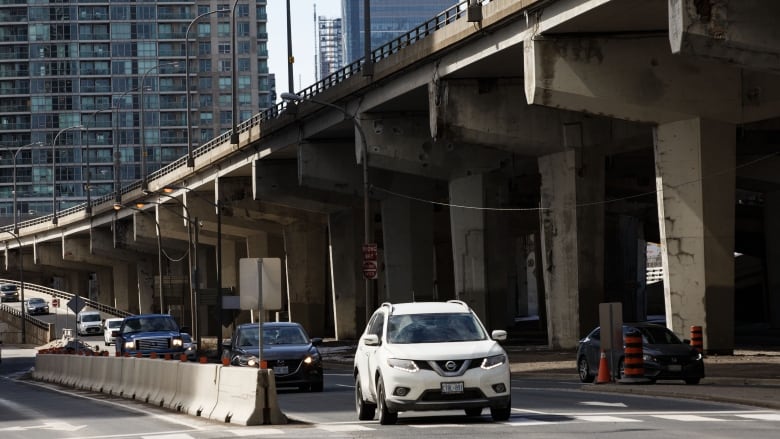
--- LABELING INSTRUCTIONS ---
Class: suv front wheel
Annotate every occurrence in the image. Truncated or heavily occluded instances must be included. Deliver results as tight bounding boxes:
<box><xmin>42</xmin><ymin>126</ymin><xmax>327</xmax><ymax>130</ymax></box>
<box><xmin>490</xmin><ymin>397</ymin><xmax>512</xmax><ymax>421</ymax></box>
<box><xmin>377</xmin><ymin>379</ymin><xmax>398</xmax><ymax>425</ymax></box>
<box><xmin>355</xmin><ymin>373</ymin><xmax>375</xmax><ymax>421</ymax></box>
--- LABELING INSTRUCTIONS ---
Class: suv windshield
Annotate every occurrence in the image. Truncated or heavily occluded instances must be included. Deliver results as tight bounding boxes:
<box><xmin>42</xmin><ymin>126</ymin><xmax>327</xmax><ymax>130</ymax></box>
<box><xmin>82</xmin><ymin>314</ymin><xmax>101</xmax><ymax>322</ymax></box>
<box><xmin>387</xmin><ymin>313</ymin><xmax>486</xmax><ymax>344</ymax></box>
<box><xmin>123</xmin><ymin>316</ymin><xmax>178</xmax><ymax>333</ymax></box>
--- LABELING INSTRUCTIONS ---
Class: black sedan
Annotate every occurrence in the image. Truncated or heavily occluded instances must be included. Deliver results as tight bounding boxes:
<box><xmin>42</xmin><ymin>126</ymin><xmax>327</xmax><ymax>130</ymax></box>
<box><xmin>25</xmin><ymin>297</ymin><xmax>49</xmax><ymax>315</ymax></box>
<box><xmin>577</xmin><ymin>322</ymin><xmax>704</xmax><ymax>384</ymax></box>
<box><xmin>0</xmin><ymin>283</ymin><xmax>18</xmax><ymax>302</ymax></box>
<box><xmin>222</xmin><ymin>322</ymin><xmax>323</xmax><ymax>392</ymax></box>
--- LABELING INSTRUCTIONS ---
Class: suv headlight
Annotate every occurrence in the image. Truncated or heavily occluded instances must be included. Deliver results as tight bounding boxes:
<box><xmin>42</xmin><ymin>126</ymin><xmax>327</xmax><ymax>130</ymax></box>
<box><xmin>481</xmin><ymin>354</ymin><xmax>506</xmax><ymax>370</ymax></box>
<box><xmin>124</xmin><ymin>341</ymin><xmax>134</xmax><ymax>350</ymax></box>
<box><xmin>387</xmin><ymin>358</ymin><xmax>419</xmax><ymax>373</ymax></box>
<box><xmin>172</xmin><ymin>337</ymin><xmax>183</xmax><ymax>348</ymax></box>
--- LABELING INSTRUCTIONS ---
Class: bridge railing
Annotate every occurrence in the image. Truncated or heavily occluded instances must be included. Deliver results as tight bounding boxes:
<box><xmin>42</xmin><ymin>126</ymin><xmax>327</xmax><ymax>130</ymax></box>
<box><xmin>3</xmin><ymin>0</ymin><xmax>479</xmax><ymax>235</ymax></box>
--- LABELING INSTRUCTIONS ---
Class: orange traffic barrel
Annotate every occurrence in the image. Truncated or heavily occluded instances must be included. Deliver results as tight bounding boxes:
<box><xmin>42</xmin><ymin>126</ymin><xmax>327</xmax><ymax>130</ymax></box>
<box><xmin>619</xmin><ymin>329</ymin><xmax>651</xmax><ymax>384</ymax></box>
<box><xmin>690</xmin><ymin>325</ymin><xmax>703</xmax><ymax>353</ymax></box>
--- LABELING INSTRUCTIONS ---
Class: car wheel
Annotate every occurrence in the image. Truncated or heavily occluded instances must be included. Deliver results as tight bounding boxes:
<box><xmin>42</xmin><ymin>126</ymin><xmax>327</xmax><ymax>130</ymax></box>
<box><xmin>684</xmin><ymin>377</ymin><xmax>701</xmax><ymax>385</ymax></box>
<box><xmin>578</xmin><ymin>356</ymin><xmax>595</xmax><ymax>383</ymax></box>
<box><xmin>465</xmin><ymin>407</ymin><xmax>482</xmax><ymax>416</ymax></box>
<box><xmin>377</xmin><ymin>379</ymin><xmax>398</xmax><ymax>425</ymax></box>
<box><xmin>355</xmin><ymin>374</ymin><xmax>376</xmax><ymax>421</ymax></box>
<box><xmin>490</xmin><ymin>397</ymin><xmax>512</xmax><ymax>422</ymax></box>
<box><xmin>311</xmin><ymin>381</ymin><xmax>324</xmax><ymax>392</ymax></box>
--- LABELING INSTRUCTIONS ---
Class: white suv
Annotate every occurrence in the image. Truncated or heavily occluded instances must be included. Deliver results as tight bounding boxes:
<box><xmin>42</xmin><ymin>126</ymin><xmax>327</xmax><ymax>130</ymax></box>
<box><xmin>354</xmin><ymin>300</ymin><xmax>511</xmax><ymax>425</ymax></box>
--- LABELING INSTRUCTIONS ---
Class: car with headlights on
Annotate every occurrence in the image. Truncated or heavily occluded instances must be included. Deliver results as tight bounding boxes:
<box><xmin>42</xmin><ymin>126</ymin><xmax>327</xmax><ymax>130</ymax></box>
<box><xmin>0</xmin><ymin>283</ymin><xmax>18</xmax><ymax>302</ymax></box>
<box><xmin>222</xmin><ymin>322</ymin><xmax>323</xmax><ymax>392</ymax></box>
<box><xmin>576</xmin><ymin>322</ymin><xmax>705</xmax><ymax>384</ymax></box>
<box><xmin>25</xmin><ymin>297</ymin><xmax>49</xmax><ymax>315</ymax></box>
<box><xmin>354</xmin><ymin>300</ymin><xmax>511</xmax><ymax>425</ymax></box>
<box><xmin>113</xmin><ymin>314</ymin><xmax>189</xmax><ymax>358</ymax></box>
<box><xmin>182</xmin><ymin>333</ymin><xmax>197</xmax><ymax>361</ymax></box>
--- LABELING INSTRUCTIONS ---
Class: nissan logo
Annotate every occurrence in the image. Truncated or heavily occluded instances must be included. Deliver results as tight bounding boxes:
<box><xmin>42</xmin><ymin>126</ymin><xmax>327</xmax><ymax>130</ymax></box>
<box><xmin>445</xmin><ymin>361</ymin><xmax>457</xmax><ymax>371</ymax></box>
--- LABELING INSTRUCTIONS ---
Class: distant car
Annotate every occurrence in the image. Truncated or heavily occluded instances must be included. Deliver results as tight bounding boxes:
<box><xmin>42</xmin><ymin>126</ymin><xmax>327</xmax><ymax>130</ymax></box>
<box><xmin>0</xmin><ymin>284</ymin><xmax>18</xmax><ymax>302</ymax></box>
<box><xmin>25</xmin><ymin>297</ymin><xmax>49</xmax><ymax>315</ymax></box>
<box><xmin>113</xmin><ymin>314</ymin><xmax>189</xmax><ymax>358</ymax></box>
<box><xmin>354</xmin><ymin>300</ymin><xmax>511</xmax><ymax>425</ymax></box>
<box><xmin>222</xmin><ymin>322</ymin><xmax>323</xmax><ymax>392</ymax></box>
<box><xmin>102</xmin><ymin>318</ymin><xmax>124</xmax><ymax>346</ymax></box>
<box><xmin>576</xmin><ymin>322</ymin><xmax>705</xmax><ymax>385</ymax></box>
<box><xmin>182</xmin><ymin>333</ymin><xmax>197</xmax><ymax>361</ymax></box>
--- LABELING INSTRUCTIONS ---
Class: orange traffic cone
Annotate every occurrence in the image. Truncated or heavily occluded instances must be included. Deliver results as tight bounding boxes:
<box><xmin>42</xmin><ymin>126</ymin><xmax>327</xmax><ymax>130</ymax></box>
<box><xmin>596</xmin><ymin>350</ymin><xmax>611</xmax><ymax>384</ymax></box>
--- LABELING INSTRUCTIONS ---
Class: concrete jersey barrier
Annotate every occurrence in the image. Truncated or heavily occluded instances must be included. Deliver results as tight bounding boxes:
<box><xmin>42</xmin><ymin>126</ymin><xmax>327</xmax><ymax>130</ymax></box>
<box><xmin>32</xmin><ymin>354</ymin><xmax>287</xmax><ymax>426</ymax></box>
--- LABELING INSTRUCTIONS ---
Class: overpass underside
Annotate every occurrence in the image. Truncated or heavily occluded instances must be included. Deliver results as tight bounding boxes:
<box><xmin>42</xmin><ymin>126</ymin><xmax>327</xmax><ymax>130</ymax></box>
<box><xmin>4</xmin><ymin>0</ymin><xmax>780</xmax><ymax>355</ymax></box>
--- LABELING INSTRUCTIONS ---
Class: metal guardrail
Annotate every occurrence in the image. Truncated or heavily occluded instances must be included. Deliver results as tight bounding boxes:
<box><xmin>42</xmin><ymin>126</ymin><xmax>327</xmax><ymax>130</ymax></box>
<box><xmin>0</xmin><ymin>0</ymin><xmax>479</xmax><ymax>234</ymax></box>
<box><xmin>0</xmin><ymin>279</ymin><xmax>132</xmax><ymax>319</ymax></box>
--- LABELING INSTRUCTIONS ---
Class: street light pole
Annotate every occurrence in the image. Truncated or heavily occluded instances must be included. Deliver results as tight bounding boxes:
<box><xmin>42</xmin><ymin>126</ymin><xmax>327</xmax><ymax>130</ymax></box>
<box><xmin>185</xmin><ymin>8</ymin><xmax>229</xmax><ymax>167</ymax></box>
<box><xmin>280</xmin><ymin>92</ymin><xmax>373</xmax><ymax>323</ymax></box>
<box><xmin>51</xmin><ymin>125</ymin><xmax>85</xmax><ymax>225</ymax></box>
<box><xmin>161</xmin><ymin>185</ymin><xmax>222</xmax><ymax>354</ymax></box>
<box><xmin>11</xmin><ymin>142</ymin><xmax>42</xmax><ymax>233</ymax></box>
<box><xmin>113</xmin><ymin>87</ymin><xmax>138</xmax><ymax>203</ymax></box>
<box><xmin>1</xmin><ymin>231</ymin><xmax>25</xmax><ymax>343</ymax></box>
<box><xmin>230</xmin><ymin>0</ymin><xmax>240</xmax><ymax>145</ymax></box>
<box><xmin>140</xmin><ymin>62</ymin><xmax>178</xmax><ymax>192</ymax></box>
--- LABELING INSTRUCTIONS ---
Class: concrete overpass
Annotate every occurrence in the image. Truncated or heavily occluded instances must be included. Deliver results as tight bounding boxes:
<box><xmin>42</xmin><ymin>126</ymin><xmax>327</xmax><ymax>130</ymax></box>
<box><xmin>2</xmin><ymin>0</ymin><xmax>780</xmax><ymax>354</ymax></box>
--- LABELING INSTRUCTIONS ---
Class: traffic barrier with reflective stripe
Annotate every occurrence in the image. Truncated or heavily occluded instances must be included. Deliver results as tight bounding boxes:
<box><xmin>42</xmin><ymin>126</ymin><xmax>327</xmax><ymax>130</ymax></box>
<box><xmin>619</xmin><ymin>329</ymin><xmax>651</xmax><ymax>384</ymax></box>
<box><xmin>690</xmin><ymin>325</ymin><xmax>703</xmax><ymax>353</ymax></box>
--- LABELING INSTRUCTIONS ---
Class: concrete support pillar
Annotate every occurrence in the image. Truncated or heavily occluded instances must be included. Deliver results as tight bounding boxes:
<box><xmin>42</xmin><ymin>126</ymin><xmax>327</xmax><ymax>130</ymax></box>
<box><xmin>765</xmin><ymin>191</ymin><xmax>780</xmax><ymax>328</ymax></box>
<box><xmin>328</xmin><ymin>209</ymin><xmax>362</xmax><ymax>339</ymax></box>
<box><xmin>283</xmin><ymin>220</ymin><xmax>327</xmax><ymax>336</ymax></box>
<box><xmin>222</xmin><ymin>238</ymin><xmax>238</xmax><ymax>291</ymax></box>
<box><xmin>654</xmin><ymin>118</ymin><xmax>736</xmax><ymax>353</ymax></box>
<box><xmin>449</xmin><ymin>174</ymin><xmax>488</xmax><ymax>321</ymax></box>
<box><xmin>113</xmin><ymin>263</ymin><xmax>133</xmax><ymax>313</ymax></box>
<box><xmin>137</xmin><ymin>258</ymin><xmax>156</xmax><ymax>314</ymax></box>
<box><xmin>538</xmin><ymin>148</ymin><xmax>605</xmax><ymax>349</ymax></box>
<box><xmin>381</xmin><ymin>196</ymin><xmax>434</xmax><ymax>303</ymax></box>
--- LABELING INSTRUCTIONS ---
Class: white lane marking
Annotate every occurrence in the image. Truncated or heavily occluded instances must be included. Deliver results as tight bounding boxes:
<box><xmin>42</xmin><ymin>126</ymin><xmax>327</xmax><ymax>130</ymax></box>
<box><xmin>506</xmin><ymin>418</ymin><xmax>555</xmax><ymax>426</ymax></box>
<box><xmin>410</xmin><ymin>424</ymin><xmax>466</xmax><ymax>428</ymax></box>
<box><xmin>576</xmin><ymin>415</ymin><xmax>641</xmax><ymax>423</ymax></box>
<box><xmin>226</xmin><ymin>428</ymin><xmax>287</xmax><ymax>436</ymax></box>
<box><xmin>579</xmin><ymin>401</ymin><xmax>628</xmax><ymax>407</ymax></box>
<box><xmin>736</xmin><ymin>414</ymin><xmax>780</xmax><ymax>421</ymax></box>
<box><xmin>141</xmin><ymin>435</ymin><xmax>193</xmax><ymax>439</ymax></box>
<box><xmin>652</xmin><ymin>414</ymin><xmax>726</xmax><ymax>422</ymax></box>
<box><xmin>318</xmin><ymin>424</ymin><xmax>375</xmax><ymax>432</ymax></box>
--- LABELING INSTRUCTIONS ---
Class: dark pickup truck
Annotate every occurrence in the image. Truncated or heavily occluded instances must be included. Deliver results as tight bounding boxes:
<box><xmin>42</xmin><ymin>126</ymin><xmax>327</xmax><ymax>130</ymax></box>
<box><xmin>113</xmin><ymin>314</ymin><xmax>190</xmax><ymax>358</ymax></box>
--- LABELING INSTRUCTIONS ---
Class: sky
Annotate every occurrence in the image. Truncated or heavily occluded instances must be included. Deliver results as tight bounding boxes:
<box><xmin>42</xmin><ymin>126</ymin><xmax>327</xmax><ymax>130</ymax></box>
<box><xmin>266</xmin><ymin>0</ymin><xmax>342</xmax><ymax>101</ymax></box>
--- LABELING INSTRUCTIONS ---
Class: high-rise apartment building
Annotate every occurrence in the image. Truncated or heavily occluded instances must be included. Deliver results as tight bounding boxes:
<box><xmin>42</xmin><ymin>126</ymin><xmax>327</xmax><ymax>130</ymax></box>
<box><xmin>0</xmin><ymin>1</ymin><xmax>273</xmax><ymax>223</ymax></box>
<box><xmin>341</xmin><ymin>0</ymin><xmax>459</xmax><ymax>64</ymax></box>
<box><xmin>316</xmin><ymin>16</ymin><xmax>344</xmax><ymax>81</ymax></box>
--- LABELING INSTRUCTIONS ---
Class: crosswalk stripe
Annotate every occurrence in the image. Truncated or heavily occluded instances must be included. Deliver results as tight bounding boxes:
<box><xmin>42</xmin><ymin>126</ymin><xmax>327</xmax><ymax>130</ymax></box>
<box><xmin>318</xmin><ymin>424</ymin><xmax>375</xmax><ymax>432</ymax></box>
<box><xmin>736</xmin><ymin>414</ymin><xmax>780</xmax><ymax>421</ymax></box>
<box><xmin>576</xmin><ymin>415</ymin><xmax>641</xmax><ymax>423</ymax></box>
<box><xmin>226</xmin><ymin>428</ymin><xmax>287</xmax><ymax>436</ymax></box>
<box><xmin>410</xmin><ymin>424</ymin><xmax>466</xmax><ymax>428</ymax></box>
<box><xmin>506</xmin><ymin>418</ymin><xmax>555</xmax><ymax>426</ymax></box>
<box><xmin>652</xmin><ymin>414</ymin><xmax>725</xmax><ymax>422</ymax></box>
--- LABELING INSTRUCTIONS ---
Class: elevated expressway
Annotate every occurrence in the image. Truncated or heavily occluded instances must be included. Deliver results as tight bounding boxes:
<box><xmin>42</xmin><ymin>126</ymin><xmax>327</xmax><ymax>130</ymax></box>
<box><xmin>3</xmin><ymin>0</ymin><xmax>780</xmax><ymax>352</ymax></box>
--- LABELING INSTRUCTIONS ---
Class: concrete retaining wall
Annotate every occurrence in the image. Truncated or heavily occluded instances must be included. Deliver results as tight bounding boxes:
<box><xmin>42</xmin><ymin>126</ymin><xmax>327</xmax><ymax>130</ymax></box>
<box><xmin>32</xmin><ymin>354</ymin><xmax>287</xmax><ymax>426</ymax></box>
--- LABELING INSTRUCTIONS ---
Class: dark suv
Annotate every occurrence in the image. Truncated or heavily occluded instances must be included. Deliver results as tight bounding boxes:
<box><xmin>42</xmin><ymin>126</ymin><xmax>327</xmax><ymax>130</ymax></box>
<box><xmin>113</xmin><ymin>314</ymin><xmax>190</xmax><ymax>357</ymax></box>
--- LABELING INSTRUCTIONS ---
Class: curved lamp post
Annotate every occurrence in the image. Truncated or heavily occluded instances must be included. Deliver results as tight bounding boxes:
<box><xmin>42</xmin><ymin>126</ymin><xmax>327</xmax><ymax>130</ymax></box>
<box><xmin>185</xmin><ymin>8</ymin><xmax>231</xmax><ymax>167</ymax></box>
<box><xmin>1</xmin><ymin>230</ymin><xmax>25</xmax><ymax>343</ymax></box>
<box><xmin>158</xmin><ymin>185</ymin><xmax>222</xmax><ymax>353</ymax></box>
<box><xmin>230</xmin><ymin>0</ymin><xmax>240</xmax><ymax>145</ymax></box>
<box><xmin>140</xmin><ymin>61</ymin><xmax>179</xmax><ymax>192</ymax></box>
<box><xmin>280</xmin><ymin>92</ymin><xmax>373</xmax><ymax>323</ymax></box>
<box><xmin>51</xmin><ymin>125</ymin><xmax>86</xmax><ymax>225</ymax></box>
<box><xmin>11</xmin><ymin>142</ymin><xmax>43</xmax><ymax>233</ymax></box>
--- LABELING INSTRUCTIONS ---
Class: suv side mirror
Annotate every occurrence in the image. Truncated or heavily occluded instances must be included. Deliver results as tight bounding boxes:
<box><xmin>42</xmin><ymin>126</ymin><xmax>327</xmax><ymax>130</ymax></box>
<box><xmin>362</xmin><ymin>334</ymin><xmax>380</xmax><ymax>346</ymax></box>
<box><xmin>491</xmin><ymin>330</ymin><xmax>507</xmax><ymax>341</ymax></box>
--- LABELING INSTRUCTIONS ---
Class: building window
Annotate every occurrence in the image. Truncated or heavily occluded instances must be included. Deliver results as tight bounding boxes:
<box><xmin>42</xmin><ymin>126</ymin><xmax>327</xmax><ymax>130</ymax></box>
<box><xmin>218</xmin><ymin>43</ymin><xmax>231</xmax><ymax>54</ymax></box>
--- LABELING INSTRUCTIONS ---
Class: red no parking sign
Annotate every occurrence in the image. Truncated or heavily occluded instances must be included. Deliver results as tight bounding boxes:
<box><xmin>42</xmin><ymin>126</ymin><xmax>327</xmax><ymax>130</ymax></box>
<box><xmin>362</xmin><ymin>243</ymin><xmax>378</xmax><ymax>280</ymax></box>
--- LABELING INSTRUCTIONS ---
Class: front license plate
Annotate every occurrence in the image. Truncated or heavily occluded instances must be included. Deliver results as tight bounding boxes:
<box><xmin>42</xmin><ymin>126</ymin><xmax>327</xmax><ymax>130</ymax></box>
<box><xmin>273</xmin><ymin>366</ymin><xmax>289</xmax><ymax>375</ymax></box>
<box><xmin>441</xmin><ymin>382</ymin><xmax>464</xmax><ymax>394</ymax></box>
<box><xmin>667</xmin><ymin>364</ymin><xmax>682</xmax><ymax>372</ymax></box>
